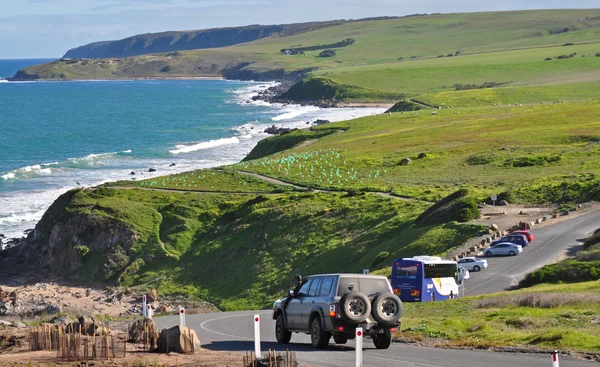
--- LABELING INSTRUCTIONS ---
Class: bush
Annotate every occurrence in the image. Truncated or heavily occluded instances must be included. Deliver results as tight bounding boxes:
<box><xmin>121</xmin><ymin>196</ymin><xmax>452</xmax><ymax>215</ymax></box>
<box><xmin>74</xmin><ymin>245</ymin><xmax>90</xmax><ymax>258</ymax></box>
<box><xmin>415</xmin><ymin>189</ymin><xmax>480</xmax><ymax>226</ymax></box>
<box><xmin>467</xmin><ymin>154</ymin><xmax>493</xmax><ymax>165</ymax></box>
<box><xmin>372</xmin><ymin>251</ymin><xmax>390</xmax><ymax>268</ymax></box>
<box><xmin>545</xmin><ymin>57</ymin><xmax>552</xmax><ymax>61</ymax></box>
<box><xmin>160</xmin><ymin>65</ymin><xmax>173</xmax><ymax>72</ymax></box>
<box><xmin>520</xmin><ymin>260</ymin><xmax>600</xmax><ymax>287</ymax></box>
<box><xmin>497</xmin><ymin>191</ymin><xmax>516</xmax><ymax>204</ymax></box>
<box><xmin>596</xmin><ymin>52</ymin><xmax>600</xmax><ymax>57</ymax></box>
<box><xmin>319</xmin><ymin>50</ymin><xmax>336</xmax><ymax>57</ymax></box>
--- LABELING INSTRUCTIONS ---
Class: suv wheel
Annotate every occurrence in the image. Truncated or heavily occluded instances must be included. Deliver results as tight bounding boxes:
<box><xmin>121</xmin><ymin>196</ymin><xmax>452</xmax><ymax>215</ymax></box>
<box><xmin>372</xmin><ymin>329</ymin><xmax>392</xmax><ymax>349</ymax></box>
<box><xmin>333</xmin><ymin>335</ymin><xmax>348</xmax><ymax>344</ymax></box>
<box><xmin>371</xmin><ymin>293</ymin><xmax>403</xmax><ymax>325</ymax></box>
<box><xmin>310</xmin><ymin>317</ymin><xmax>330</xmax><ymax>349</ymax></box>
<box><xmin>275</xmin><ymin>314</ymin><xmax>292</xmax><ymax>344</ymax></box>
<box><xmin>339</xmin><ymin>292</ymin><xmax>371</xmax><ymax>324</ymax></box>
<box><xmin>473</xmin><ymin>265</ymin><xmax>480</xmax><ymax>271</ymax></box>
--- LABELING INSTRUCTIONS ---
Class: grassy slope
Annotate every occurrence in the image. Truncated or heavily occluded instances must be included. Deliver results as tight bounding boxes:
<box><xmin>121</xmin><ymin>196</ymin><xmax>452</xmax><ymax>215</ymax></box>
<box><xmin>65</xmin><ymin>187</ymin><xmax>483</xmax><ymax>310</ymax></box>
<box><xmin>16</xmin><ymin>10</ymin><xmax>600</xmax><ymax>106</ymax></box>
<box><xmin>400</xmin><ymin>281</ymin><xmax>600</xmax><ymax>353</ymax></box>
<box><xmin>236</xmin><ymin>101</ymin><xmax>600</xmax><ymax>202</ymax></box>
<box><xmin>105</xmin><ymin>168</ymin><xmax>294</xmax><ymax>193</ymax></box>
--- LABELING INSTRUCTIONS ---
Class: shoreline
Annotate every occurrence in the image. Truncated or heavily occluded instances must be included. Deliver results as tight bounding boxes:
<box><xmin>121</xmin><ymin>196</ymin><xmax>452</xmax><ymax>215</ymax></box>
<box><xmin>0</xmin><ymin>81</ymin><xmax>386</xmax><ymax>241</ymax></box>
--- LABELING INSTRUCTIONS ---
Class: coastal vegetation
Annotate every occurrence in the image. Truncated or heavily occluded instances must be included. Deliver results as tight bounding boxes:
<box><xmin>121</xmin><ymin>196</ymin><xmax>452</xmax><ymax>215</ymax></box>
<box><xmin>399</xmin><ymin>280</ymin><xmax>600</xmax><ymax>353</ymax></box>
<box><xmin>13</xmin><ymin>10</ymin><xmax>600</xmax><ymax>108</ymax></box>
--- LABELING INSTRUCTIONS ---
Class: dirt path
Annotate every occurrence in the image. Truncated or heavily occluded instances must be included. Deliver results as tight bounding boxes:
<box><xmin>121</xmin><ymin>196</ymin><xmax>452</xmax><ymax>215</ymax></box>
<box><xmin>111</xmin><ymin>171</ymin><xmax>426</xmax><ymax>203</ymax></box>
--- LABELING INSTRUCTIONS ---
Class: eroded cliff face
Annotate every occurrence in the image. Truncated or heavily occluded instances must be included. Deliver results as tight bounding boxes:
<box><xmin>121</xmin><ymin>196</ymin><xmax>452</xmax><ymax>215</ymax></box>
<box><xmin>2</xmin><ymin>190</ymin><xmax>137</xmax><ymax>282</ymax></box>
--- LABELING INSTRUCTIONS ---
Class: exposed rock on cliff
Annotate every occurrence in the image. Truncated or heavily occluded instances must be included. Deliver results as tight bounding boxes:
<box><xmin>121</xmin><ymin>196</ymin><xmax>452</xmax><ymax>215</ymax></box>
<box><xmin>4</xmin><ymin>189</ymin><xmax>137</xmax><ymax>282</ymax></box>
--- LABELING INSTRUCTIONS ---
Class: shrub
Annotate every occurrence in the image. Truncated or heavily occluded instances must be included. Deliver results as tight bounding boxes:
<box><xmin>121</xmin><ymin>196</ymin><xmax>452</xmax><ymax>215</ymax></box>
<box><xmin>545</xmin><ymin>57</ymin><xmax>552</xmax><ymax>61</ymax></box>
<box><xmin>497</xmin><ymin>191</ymin><xmax>516</xmax><ymax>204</ymax></box>
<box><xmin>372</xmin><ymin>251</ymin><xmax>390</xmax><ymax>268</ymax></box>
<box><xmin>519</xmin><ymin>260</ymin><xmax>600</xmax><ymax>287</ymax></box>
<box><xmin>467</xmin><ymin>154</ymin><xmax>493</xmax><ymax>165</ymax></box>
<box><xmin>160</xmin><ymin>65</ymin><xmax>173</xmax><ymax>72</ymax></box>
<box><xmin>319</xmin><ymin>50</ymin><xmax>336</xmax><ymax>57</ymax></box>
<box><xmin>596</xmin><ymin>52</ymin><xmax>600</xmax><ymax>57</ymax></box>
<box><xmin>74</xmin><ymin>245</ymin><xmax>90</xmax><ymax>258</ymax></box>
<box><xmin>417</xmin><ymin>152</ymin><xmax>428</xmax><ymax>159</ymax></box>
<box><xmin>415</xmin><ymin>189</ymin><xmax>480</xmax><ymax>225</ymax></box>
<box><xmin>563</xmin><ymin>42</ymin><xmax>575</xmax><ymax>46</ymax></box>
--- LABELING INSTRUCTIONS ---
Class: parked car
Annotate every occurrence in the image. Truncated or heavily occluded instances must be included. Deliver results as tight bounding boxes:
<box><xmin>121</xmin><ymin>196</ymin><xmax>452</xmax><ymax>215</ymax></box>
<box><xmin>484</xmin><ymin>243</ymin><xmax>523</xmax><ymax>256</ymax></box>
<box><xmin>512</xmin><ymin>230</ymin><xmax>534</xmax><ymax>242</ymax></box>
<box><xmin>491</xmin><ymin>234</ymin><xmax>528</xmax><ymax>247</ymax></box>
<box><xmin>457</xmin><ymin>257</ymin><xmax>488</xmax><ymax>272</ymax></box>
<box><xmin>272</xmin><ymin>274</ymin><xmax>402</xmax><ymax>349</ymax></box>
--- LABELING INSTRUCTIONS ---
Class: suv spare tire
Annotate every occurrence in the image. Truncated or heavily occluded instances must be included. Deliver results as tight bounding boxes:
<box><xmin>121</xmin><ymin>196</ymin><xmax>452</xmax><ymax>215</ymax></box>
<box><xmin>371</xmin><ymin>292</ymin><xmax>403</xmax><ymax>325</ymax></box>
<box><xmin>339</xmin><ymin>292</ymin><xmax>371</xmax><ymax>324</ymax></box>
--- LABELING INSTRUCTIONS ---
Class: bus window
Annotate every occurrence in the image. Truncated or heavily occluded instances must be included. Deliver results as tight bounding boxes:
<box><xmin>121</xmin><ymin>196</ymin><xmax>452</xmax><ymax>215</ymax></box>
<box><xmin>423</xmin><ymin>264</ymin><xmax>456</xmax><ymax>278</ymax></box>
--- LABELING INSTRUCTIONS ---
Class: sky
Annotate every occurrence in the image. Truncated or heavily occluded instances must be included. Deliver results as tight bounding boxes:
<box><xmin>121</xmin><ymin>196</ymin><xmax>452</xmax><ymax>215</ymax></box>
<box><xmin>0</xmin><ymin>0</ymin><xmax>597</xmax><ymax>59</ymax></box>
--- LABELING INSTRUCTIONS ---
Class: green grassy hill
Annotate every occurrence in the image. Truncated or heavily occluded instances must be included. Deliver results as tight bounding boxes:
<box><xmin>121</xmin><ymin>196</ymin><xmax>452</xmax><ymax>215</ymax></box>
<box><xmin>236</xmin><ymin>101</ymin><xmax>600</xmax><ymax>202</ymax></box>
<box><xmin>13</xmin><ymin>9</ymin><xmax>600</xmax><ymax>107</ymax></box>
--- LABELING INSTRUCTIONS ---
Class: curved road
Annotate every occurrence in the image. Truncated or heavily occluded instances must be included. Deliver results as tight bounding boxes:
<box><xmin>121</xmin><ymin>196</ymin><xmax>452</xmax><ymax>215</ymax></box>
<box><xmin>155</xmin><ymin>310</ymin><xmax>595</xmax><ymax>366</ymax></box>
<box><xmin>153</xmin><ymin>207</ymin><xmax>600</xmax><ymax>366</ymax></box>
<box><xmin>464</xmin><ymin>207</ymin><xmax>600</xmax><ymax>296</ymax></box>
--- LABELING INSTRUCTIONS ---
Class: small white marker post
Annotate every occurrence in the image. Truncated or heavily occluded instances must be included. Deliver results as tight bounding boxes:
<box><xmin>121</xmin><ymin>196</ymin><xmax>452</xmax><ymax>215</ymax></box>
<box><xmin>362</xmin><ymin>269</ymin><xmax>369</xmax><ymax>275</ymax></box>
<box><xmin>551</xmin><ymin>350</ymin><xmax>559</xmax><ymax>367</ymax></box>
<box><xmin>254</xmin><ymin>314</ymin><xmax>261</xmax><ymax>358</ymax></box>
<box><xmin>355</xmin><ymin>327</ymin><xmax>363</xmax><ymax>367</ymax></box>
<box><xmin>146</xmin><ymin>304</ymin><xmax>153</xmax><ymax>320</ymax></box>
<box><xmin>179</xmin><ymin>306</ymin><xmax>186</xmax><ymax>327</ymax></box>
<box><xmin>142</xmin><ymin>295</ymin><xmax>147</xmax><ymax>317</ymax></box>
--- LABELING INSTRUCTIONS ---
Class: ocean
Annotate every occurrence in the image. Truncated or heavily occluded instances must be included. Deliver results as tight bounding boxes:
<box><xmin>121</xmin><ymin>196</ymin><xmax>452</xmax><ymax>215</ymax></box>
<box><xmin>0</xmin><ymin>59</ymin><xmax>385</xmax><ymax>243</ymax></box>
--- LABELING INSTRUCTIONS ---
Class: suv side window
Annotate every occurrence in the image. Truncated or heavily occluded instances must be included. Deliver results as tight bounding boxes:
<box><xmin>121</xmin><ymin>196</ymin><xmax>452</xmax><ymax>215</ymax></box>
<box><xmin>319</xmin><ymin>277</ymin><xmax>334</xmax><ymax>296</ymax></box>
<box><xmin>297</xmin><ymin>279</ymin><xmax>312</xmax><ymax>297</ymax></box>
<box><xmin>308</xmin><ymin>278</ymin><xmax>322</xmax><ymax>297</ymax></box>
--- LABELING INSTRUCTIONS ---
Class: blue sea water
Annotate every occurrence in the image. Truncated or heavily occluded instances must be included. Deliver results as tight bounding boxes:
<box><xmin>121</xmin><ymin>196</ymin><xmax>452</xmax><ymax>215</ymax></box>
<box><xmin>0</xmin><ymin>59</ymin><xmax>385</xmax><ymax>240</ymax></box>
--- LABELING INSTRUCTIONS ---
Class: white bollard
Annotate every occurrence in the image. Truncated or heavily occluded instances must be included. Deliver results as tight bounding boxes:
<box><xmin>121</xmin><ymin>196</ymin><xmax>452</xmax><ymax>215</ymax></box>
<box><xmin>179</xmin><ymin>306</ymin><xmax>186</xmax><ymax>327</ymax></box>
<box><xmin>551</xmin><ymin>350</ymin><xmax>559</xmax><ymax>367</ymax></box>
<box><xmin>147</xmin><ymin>304</ymin><xmax>153</xmax><ymax>320</ymax></box>
<box><xmin>142</xmin><ymin>295</ymin><xmax>147</xmax><ymax>317</ymax></box>
<box><xmin>254</xmin><ymin>314</ymin><xmax>261</xmax><ymax>358</ymax></box>
<box><xmin>355</xmin><ymin>327</ymin><xmax>363</xmax><ymax>367</ymax></box>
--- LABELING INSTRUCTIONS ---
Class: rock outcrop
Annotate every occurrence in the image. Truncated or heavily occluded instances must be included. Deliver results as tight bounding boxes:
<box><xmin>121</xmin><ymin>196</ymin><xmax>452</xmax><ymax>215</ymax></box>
<box><xmin>158</xmin><ymin>325</ymin><xmax>201</xmax><ymax>354</ymax></box>
<box><xmin>129</xmin><ymin>318</ymin><xmax>158</xmax><ymax>343</ymax></box>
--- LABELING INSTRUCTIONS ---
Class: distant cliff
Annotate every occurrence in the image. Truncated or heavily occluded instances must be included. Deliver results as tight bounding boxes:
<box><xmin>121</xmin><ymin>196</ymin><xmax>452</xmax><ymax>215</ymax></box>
<box><xmin>63</xmin><ymin>21</ymin><xmax>348</xmax><ymax>59</ymax></box>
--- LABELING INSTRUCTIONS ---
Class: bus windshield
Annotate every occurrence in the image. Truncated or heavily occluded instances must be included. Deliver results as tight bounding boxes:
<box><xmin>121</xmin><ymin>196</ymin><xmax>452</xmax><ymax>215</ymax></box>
<box><xmin>423</xmin><ymin>263</ymin><xmax>456</xmax><ymax>278</ymax></box>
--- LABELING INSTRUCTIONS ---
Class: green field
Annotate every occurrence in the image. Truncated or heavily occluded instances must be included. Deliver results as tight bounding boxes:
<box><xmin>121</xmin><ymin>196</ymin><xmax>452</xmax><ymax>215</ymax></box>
<box><xmin>15</xmin><ymin>10</ymin><xmax>600</xmax><ymax>106</ymax></box>
<box><xmin>400</xmin><ymin>281</ymin><xmax>600</xmax><ymax>353</ymax></box>
<box><xmin>235</xmin><ymin>101</ymin><xmax>600</xmax><ymax>202</ymax></box>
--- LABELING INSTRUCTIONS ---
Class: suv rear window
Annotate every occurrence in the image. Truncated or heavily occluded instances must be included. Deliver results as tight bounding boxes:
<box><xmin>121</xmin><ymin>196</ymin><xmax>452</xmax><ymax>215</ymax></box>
<box><xmin>337</xmin><ymin>277</ymin><xmax>390</xmax><ymax>296</ymax></box>
<box><xmin>319</xmin><ymin>277</ymin><xmax>334</xmax><ymax>296</ymax></box>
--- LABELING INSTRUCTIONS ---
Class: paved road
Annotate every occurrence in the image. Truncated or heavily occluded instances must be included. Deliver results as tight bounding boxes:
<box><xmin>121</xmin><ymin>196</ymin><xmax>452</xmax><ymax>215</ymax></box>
<box><xmin>153</xmin><ymin>208</ymin><xmax>600</xmax><ymax>366</ymax></box>
<box><xmin>464</xmin><ymin>208</ymin><xmax>600</xmax><ymax>296</ymax></box>
<box><xmin>155</xmin><ymin>311</ymin><xmax>595</xmax><ymax>367</ymax></box>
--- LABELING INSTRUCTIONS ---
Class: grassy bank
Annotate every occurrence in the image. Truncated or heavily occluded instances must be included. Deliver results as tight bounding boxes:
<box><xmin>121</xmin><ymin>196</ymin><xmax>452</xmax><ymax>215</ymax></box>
<box><xmin>58</xmin><ymin>187</ymin><xmax>483</xmax><ymax>310</ymax></box>
<box><xmin>399</xmin><ymin>281</ymin><xmax>600</xmax><ymax>353</ymax></box>
<box><xmin>236</xmin><ymin>101</ymin><xmax>600</xmax><ymax>202</ymax></box>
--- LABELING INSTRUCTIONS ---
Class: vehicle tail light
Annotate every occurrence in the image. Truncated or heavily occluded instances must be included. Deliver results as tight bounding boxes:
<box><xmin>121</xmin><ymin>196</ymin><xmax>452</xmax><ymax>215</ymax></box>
<box><xmin>390</xmin><ymin>328</ymin><xmax>397</xmax><ymax>332</ymax></box>
<box><xmin>337</xmin><ymin>326</ymin><xmax>344</xmax><ymax>331</ymax></box>
<box><xmin>329</xmin><ymin>304</ymin><xmax>336</xmax><ymax>317</ymax></box>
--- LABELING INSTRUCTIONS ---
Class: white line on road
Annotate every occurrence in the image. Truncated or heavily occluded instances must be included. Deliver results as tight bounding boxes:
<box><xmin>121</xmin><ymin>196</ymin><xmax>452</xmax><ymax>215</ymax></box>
<box><xmin>466</xmin><ymin>211</ymin><xmax>600</xmax><ymax>294</ymax></box>
<box><xmin>199</xmin><ymin>312</ymin><xmax>270</xmax><ymax>341</ymax></box>
<box><xmin>368</xmin><ymin>355</ymin><xmax>441</xmax><ymax>367</ymax></box>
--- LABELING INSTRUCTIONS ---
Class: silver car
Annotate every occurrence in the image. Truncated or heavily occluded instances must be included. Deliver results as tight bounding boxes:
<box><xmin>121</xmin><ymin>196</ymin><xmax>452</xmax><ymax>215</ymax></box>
<box><xmin>483</xmin><ymin>243</ymin><xmax>523</xmax><ymax>256</ymax></box>
<box><xmin>457</xmin><ymin>257</ymin><xmax>488</xmax><ymax>271</ymax></box>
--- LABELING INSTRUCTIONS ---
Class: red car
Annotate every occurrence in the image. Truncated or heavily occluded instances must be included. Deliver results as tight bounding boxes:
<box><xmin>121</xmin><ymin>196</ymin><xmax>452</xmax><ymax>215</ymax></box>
<box><xmin>512</xmin><ymin>230</ymin><xmax>534</xmax><ymax>242</ymax></box>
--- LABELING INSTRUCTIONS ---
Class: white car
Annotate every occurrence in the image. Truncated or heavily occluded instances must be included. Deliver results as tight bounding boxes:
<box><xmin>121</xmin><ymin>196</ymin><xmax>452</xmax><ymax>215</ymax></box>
<box><xmin>457</xmin><ymin>257</ymin><xmax>488</xmax><ymax>272</ymax></box>
<box><xmin>483</xmin><ymin>243</ymin><xmax>523</xmax><ymax>257</ymax></box>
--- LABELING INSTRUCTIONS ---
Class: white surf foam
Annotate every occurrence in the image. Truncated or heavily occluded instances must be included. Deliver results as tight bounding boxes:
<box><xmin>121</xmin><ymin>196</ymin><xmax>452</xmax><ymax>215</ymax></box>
<box><xmin>169</xmin><ymin>137</ymin><xmax>240</xmax><ymax>155</ymax></box>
